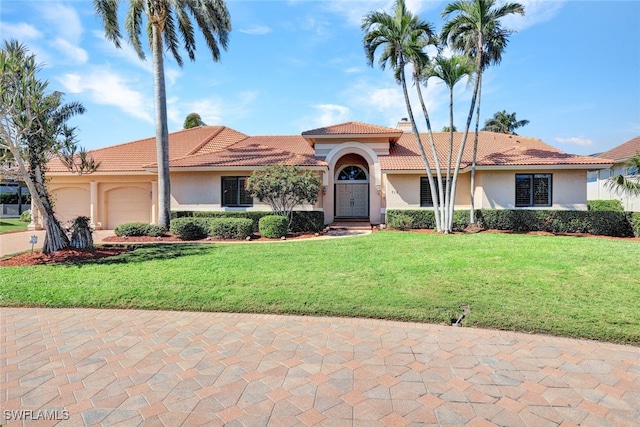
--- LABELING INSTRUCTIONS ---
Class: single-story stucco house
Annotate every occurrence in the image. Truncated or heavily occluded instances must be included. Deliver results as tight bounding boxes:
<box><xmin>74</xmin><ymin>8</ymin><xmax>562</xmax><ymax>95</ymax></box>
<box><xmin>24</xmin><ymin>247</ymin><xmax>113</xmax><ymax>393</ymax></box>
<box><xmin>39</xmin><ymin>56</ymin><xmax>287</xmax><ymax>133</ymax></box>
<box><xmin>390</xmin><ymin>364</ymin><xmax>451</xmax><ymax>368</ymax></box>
<box><xmin>588</xmin><ymin>135</ymin><xmax>640</xmax><ymax>212</ymax></box>
<box><xmin>38</xmin><ymin>120</ymin><xmax>613</xmax><ymax>229</ymax></box>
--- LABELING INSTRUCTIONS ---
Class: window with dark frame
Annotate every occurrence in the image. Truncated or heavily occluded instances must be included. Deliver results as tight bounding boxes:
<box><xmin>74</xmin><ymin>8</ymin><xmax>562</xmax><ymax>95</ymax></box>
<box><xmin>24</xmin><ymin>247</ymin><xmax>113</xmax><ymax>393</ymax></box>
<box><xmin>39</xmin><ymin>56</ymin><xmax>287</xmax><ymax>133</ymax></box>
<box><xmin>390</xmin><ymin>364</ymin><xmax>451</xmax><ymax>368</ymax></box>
<box><xmin>515</xmin><ymin>174</ymin><xmax>552</xmax><ymax>207</ymax></box>
<box><xmin>420</xmin><ymin>177</ymin><xmax>449</xmax><ymax>207</ymax></box>
<box><xmin>222</xmin><ymin>176</ymin><xmax>253</xmax><ymax>207</ymax></box>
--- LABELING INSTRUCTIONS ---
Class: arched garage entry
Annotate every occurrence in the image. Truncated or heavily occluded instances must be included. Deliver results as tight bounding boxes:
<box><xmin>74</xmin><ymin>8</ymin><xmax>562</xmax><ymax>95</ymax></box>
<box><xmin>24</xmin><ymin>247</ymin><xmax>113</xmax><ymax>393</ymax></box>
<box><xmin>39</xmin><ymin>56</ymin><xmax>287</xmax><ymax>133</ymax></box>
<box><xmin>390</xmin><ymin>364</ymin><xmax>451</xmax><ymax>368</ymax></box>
<box><xmin>106</xmin><ymin>186</ymin><xmax>151</xmax><ymax>229</ymax></box>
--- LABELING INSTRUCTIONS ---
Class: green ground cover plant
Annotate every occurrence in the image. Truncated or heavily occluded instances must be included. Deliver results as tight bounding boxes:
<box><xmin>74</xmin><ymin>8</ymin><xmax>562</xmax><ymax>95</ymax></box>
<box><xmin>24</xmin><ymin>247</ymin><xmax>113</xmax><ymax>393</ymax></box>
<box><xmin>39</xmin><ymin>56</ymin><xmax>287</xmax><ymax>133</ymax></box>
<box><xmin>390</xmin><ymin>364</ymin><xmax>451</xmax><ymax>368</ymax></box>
<box><xmin>0</xmin><ymin>218</ymin><xmax>29</xmax><ymax>233</ymax></box>
<box><xmin>1</xmin><ymin>232</ymin><xmax>638</xmax><ymax>345</ymax></box>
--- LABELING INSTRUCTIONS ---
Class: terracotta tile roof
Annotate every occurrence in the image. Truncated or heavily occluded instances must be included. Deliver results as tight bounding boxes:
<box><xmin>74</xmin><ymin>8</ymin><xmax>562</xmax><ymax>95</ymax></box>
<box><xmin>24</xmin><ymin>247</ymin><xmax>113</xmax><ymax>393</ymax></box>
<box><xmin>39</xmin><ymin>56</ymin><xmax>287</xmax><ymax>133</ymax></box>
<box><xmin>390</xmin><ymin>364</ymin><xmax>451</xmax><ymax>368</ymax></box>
<box><xmin>47</xmin><ymin>126</ymin><xmax>247</xmax><ymax>173</ymax></box>
<box><xmin>160</xmin><ymin>135</ymin><xmax>326</xmax><ymax>168</ymax></box>
<box><xmin>597</xmin><ymin>136</ymin><xmax>640</xmax><ymax>162</ymax></box>
<box><xmin>381</xmin><ymin>131</ymin><xmax>614</xmax><ymax>171</ymax></box>
<box><xmin>46</xmin><ymin>123</ymin><xmax>612</xmax><ymax>174</ymax></box>
<box><xmin>302</xmin><ymin>121</ymin><xmax>403</xmax><ymax>137</ymax></box>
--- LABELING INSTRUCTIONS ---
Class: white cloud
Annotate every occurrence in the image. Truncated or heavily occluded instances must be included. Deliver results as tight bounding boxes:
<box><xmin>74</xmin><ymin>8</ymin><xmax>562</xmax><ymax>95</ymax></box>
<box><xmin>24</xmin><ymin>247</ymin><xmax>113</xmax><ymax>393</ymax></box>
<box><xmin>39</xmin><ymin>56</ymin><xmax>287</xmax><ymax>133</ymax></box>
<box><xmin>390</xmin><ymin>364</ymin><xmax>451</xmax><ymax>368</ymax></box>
<box><xmin>41</xmin><ymin>2</ymin><xmax>83</xmax><ymax>41</ymax></box>
<box><xmin>501</xmin><ymin>0</ymin><xmax>567</xmax><ymax>32</ymax></box>
<box><xmin>0</xmin><ymin>22</ymin><xmax>42</xmax><ymax>40</ymax></box>
<box><xmin>179</xmin><ymin>91</ymin><xmax>259</xmax><ymax>127</ymax></box>
<box><xmin>58</xmin><ymin>70</ymin><xmax>153</xmax><ymax>123</ymax></box>
<box><xmin>325</xmin><ymin>0</ymin><xmax>442</xmax><ymax>27</ymax></box>
<box><xmin>93</xmin><ymin>30</ymin><xmax>153</xmax><ymax>73</ymax></box>
<box><xmin>51</xmin><ymin>38</ymin><xmax>88</xmax><ymax>64</ymax></box>
<box><xmin>345</xmin><ymin>67</ymin><xmax>361</xmax><ymax>74</ymax></box>
<box><xmin>313</xmin><ymin>104</ymin><xmax>351</xmax><ymax>127</ymax></box>
<box><xmin>239</xmin><ymin>25</ymin><xmax>272</xmax><ymax>35</ymax></box>
<box><xmin>554</xmin><ymin>136</ymin><xmax>594</xmax><ymax>147</ymax></box>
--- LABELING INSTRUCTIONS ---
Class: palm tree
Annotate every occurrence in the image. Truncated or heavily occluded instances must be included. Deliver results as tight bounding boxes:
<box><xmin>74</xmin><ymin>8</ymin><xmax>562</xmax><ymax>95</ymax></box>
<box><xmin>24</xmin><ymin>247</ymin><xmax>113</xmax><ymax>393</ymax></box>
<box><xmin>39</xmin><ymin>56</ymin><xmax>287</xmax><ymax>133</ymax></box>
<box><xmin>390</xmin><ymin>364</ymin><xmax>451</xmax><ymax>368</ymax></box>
<box><xmin>607</xmin><ymin>152</ymin><xmax>640</xmax><ymax>196</ymax></box>
<box><xmin>441</xmin><ymin>0</ymin><xmax>524</xmax><ymax>224</ymax></box>
<box><xmin>362</xmin><ymin>0</ymin><xmax>445</xmax><ymax>231</ymax></box>
<box><xmin>425</xmin><ymin>55</ymin><xmax>474</xmax><ymax>231</ymax></box>
<box><xmin>184</xmin><ymin>112</ymin><xmax>206</xmax><ymax>129</ymax></box>
<box><xmin>94</xmin><ymin>0</ymin><xmax>231</xmax><ymax>229</ymax></box>
<box><xmin>482</xmin><ymin>110</ymin><xmax>529</xmax><ymax>134</ymax></box>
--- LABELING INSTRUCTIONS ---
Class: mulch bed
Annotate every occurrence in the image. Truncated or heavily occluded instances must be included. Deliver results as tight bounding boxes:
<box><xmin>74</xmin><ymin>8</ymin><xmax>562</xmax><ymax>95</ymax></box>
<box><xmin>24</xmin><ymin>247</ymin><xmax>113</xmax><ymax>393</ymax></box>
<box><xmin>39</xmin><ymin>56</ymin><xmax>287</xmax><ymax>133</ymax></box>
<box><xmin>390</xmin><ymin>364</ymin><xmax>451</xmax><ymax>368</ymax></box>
<box><xmin>0</xmin><ymin>247</ymin><xmax>132</xmax><ymax>267</ymax></box>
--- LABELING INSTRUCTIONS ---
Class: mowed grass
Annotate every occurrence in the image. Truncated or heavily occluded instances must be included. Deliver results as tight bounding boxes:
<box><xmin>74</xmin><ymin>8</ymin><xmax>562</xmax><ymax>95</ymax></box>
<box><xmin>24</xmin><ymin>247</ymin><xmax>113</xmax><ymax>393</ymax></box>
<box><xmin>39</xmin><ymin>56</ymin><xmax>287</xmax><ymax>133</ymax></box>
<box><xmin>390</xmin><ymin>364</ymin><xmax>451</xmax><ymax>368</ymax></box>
<box><xmin>1</xmin><ymin>231</ymin><xmax>639</xmax><ymax>345</ymax></box>
<box><xmin>0</xmin><ymin>218</ymin><xmax>28</xmax><ymax>234</ymax></box>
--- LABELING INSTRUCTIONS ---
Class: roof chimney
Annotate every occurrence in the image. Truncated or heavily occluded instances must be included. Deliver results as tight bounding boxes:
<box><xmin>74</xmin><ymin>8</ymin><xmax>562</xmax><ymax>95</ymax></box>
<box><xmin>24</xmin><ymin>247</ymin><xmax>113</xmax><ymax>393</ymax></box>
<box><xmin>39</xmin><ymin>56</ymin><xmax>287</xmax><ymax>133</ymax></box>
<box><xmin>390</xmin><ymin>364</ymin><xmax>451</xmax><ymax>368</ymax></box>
<box><xmin>397</xmin><ymin>118</ymin><xmax>413</xmax><ymax>133</ymax></box>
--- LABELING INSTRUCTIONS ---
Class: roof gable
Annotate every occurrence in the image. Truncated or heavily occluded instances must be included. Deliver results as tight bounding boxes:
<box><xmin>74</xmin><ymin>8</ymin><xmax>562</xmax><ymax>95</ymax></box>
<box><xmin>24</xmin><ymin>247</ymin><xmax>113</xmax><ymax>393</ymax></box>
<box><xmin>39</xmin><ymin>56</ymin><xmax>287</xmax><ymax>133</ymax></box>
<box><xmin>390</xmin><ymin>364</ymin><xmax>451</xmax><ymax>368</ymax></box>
<box><xmin>598</xmin><ymin>136</ymin><xmax>640</xmax><ymax>162</ymax></box>
<box><xmin>302</xmin><ymin>121</ymin><xmax>402</xmax><ymax>145</ymax></box>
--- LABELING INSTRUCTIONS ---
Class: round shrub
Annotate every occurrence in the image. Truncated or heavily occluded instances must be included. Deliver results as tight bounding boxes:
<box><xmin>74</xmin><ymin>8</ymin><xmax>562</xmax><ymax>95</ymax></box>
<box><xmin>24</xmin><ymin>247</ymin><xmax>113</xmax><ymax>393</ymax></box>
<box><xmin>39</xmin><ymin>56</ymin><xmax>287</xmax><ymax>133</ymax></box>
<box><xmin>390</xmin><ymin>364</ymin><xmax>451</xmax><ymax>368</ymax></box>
<box><xmin>259</xmin><ymin>215</ymin><xmax>289</xmax><ymax>238</ymax></box>
<box><xmin>114</xmin><ymin>222</ymin><xmax>151</xmax><ymax>237</ymax></box>
<box><xmin>209</xmin><ymin>218</ymin><xmax>254</xmax><ymax>240</ymax></box>
<box><xmin>20</xmin><ymin>209</ymin><xmax>31</xmax><ymax>223</ymax></box>
<box><xmin>170</xmin><ymin>218</ymin><xmax>209</xmax><ymax>240</ymax></box>
<box><xmin>146</xmin><ymin>224</ymin><xmax>167</xmax><ymax>237</ymax></box>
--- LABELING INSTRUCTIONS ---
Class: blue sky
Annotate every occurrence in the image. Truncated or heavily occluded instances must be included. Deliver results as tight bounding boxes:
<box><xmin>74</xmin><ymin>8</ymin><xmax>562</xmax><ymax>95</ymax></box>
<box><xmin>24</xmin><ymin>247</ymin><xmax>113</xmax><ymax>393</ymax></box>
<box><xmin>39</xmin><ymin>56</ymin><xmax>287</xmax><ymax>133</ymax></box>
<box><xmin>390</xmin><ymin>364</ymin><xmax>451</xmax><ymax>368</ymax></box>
<box><xmin>1</xmin><ymin>0</ymin><xmax>639</xmax><ymax>155</ymax></box>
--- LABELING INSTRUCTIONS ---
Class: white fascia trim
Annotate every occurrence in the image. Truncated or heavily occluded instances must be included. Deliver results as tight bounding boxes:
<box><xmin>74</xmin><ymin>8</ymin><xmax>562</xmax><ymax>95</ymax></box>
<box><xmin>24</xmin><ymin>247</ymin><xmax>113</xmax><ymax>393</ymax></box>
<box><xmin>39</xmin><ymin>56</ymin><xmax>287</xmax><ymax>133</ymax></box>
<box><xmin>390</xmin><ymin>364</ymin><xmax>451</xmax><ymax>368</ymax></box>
<box><xmin>469</xmin><ymin>164</ymin><xmax>614</xmax><ymax>171</ymax></box>
<box><xmin>304</xmin><ymin>133</ymin><xmax>400</xmax><ymax>141</ymax></box>
<box><xmin>47</xmin><ymin>171</ymin><xmax>154</xmax><ymax>176</ymax></box>
<box><xmin>146</xmin><ymin>166</ymin><xmax>329</xmax><ymax>173</ymax></box>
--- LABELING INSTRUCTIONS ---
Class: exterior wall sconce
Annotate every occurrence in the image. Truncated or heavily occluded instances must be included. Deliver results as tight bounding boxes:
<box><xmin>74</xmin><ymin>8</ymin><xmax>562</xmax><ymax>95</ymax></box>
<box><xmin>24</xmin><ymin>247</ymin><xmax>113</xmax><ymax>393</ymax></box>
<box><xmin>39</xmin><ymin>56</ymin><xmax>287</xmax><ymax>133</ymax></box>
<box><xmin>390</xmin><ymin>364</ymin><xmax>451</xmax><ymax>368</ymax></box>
<box><xmin>322</xmin><ymin>186</ymin><xmax>327</xmax><ymax>195</ymax></box>
<box><xmin>375</xmin><ymin>185</ymin><xmax>381</xmax><ymax>194</ymax></box>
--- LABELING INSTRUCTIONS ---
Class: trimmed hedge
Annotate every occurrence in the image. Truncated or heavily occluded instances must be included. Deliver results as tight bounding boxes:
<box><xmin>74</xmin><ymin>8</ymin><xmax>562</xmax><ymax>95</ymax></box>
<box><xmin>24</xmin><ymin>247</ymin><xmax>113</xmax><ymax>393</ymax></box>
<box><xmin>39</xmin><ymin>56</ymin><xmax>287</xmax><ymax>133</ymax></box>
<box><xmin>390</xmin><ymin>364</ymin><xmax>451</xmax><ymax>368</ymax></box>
<box><xmin>259</xmin><ymin>215</ymin><xmax>289</xmax><ymax>238</ymax></box>
<box><xmin>169</xmin><ymin>218</ymin><xmax>209</xmax><ymax>240</ymax></box>
<box><xmin>587</xmin><ymin>200</ymin><xmax>624</xmax><ymax>212</ymax></box>
<box><xmin>631</xmin><ymin>213</ymin><xmax>640</xmax><ymax>237</ymax></box>
<box><xmin>171</xmin><ymin>211</ymin><xmax>325</xmax><ymax>233</ymax></box>
<box><xmin>209</xmin><ymin>218</ymin><xmax>254</xmax><ymax>240</ymax></box>
<box><xmin>386</xmin><ymin>209</ymin><xmax>637</xmax><ymax>238</ymax></box>
<box><xmin>476</xmin><ymin>209</ymin><xmax>634</xmax><ymax>237</ymax></box>
<box><xmin>114</xmin><ymin>222</ymin><xmax>166</xmax><ymax>237</ymax></box>
<box><xmin>386</xmin><ymin>210</ymin><xmax>470</xmax><ymax>231</ymax></box>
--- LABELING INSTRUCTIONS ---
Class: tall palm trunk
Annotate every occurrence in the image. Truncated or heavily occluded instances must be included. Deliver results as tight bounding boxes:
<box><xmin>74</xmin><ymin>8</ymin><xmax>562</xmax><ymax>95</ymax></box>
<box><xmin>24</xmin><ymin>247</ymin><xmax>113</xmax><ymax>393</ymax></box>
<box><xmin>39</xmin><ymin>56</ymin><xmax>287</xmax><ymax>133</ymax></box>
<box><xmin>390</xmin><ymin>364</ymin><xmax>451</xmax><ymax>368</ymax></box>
<box><xmin>469</xmin><ymin>73</ymin><xmax>483</xmax><ymax>224</ymax></box>
<box><xmin>413</xmin><ymin>70</ymin><xmax>445</xmax><ymax>232</ymax></box>
<box><xmin>448</xmin><ymin>70</ymin><xmax>480</xmax><ymax>232</ymax></box>
<box><xmin>445</xmin><ymin>85</ymin><xmax>455</xmax><ymax>231</ymax></box>
<box><xmin>400</xmin><ymin>60</ymin><xmax>442</xmax><ymax>232</ymax></box>
<box><xmin>151</xmin><ymin>21</ymin><xmax>171</xmax><ymax>229</ymax></box>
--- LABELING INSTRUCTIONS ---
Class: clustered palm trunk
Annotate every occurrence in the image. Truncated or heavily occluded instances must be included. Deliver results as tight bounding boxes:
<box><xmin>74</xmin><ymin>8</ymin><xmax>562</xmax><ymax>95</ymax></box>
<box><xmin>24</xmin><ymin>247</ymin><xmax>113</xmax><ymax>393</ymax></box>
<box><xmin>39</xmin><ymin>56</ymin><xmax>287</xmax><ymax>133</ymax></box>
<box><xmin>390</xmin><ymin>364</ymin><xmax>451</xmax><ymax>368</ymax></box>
<box><xmin>363</xmin><ymin>0</ymin><xmax>524</xmax><ymax>233</ymax></box>
<box><xmin>1</xmin><ymin>41</ymin><xmax>98</xmax><ymax>253</ymax></box>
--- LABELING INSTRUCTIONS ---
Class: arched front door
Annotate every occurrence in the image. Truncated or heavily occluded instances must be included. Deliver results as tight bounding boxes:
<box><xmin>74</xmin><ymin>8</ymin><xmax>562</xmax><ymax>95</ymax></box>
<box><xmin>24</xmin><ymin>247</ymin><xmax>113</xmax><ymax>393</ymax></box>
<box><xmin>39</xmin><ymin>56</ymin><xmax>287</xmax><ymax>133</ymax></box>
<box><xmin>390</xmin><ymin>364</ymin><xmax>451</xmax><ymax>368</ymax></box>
<box><xmin>335</xmin><ymin>165</ymin><xmax>369</xmax><ymax>218</ymax></box>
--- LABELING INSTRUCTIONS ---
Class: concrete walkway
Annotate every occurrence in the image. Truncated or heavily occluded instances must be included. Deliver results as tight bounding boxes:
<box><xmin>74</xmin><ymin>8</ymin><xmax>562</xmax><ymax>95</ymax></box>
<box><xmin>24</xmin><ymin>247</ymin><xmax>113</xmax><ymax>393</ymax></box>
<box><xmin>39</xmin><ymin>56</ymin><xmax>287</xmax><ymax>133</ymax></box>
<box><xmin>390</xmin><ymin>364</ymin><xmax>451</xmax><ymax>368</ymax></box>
<box><xmin>1</xmin><ymin>308</ymin><xmax>638</xmax><ymax>426</ymax></box>
<box><xmin>0</xmin><ymin>230</ymin><xmax>116</xmax><ymax>257</ymax></box>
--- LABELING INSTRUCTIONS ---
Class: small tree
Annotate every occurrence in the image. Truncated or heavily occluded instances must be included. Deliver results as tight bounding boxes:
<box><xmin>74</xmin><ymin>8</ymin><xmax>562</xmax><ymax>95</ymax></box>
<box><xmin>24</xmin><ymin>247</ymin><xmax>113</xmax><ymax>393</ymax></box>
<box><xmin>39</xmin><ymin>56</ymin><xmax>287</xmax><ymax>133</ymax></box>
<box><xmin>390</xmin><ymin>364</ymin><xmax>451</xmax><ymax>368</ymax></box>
<box><xmin>184</xmin><ymin>112</ymin><xmax>206</xmax><ymax>129</ymax></box>
<box><xmin>246</xmin><ymin>164</ymin><xmax>321</xmax><ymax>227</ymax></box>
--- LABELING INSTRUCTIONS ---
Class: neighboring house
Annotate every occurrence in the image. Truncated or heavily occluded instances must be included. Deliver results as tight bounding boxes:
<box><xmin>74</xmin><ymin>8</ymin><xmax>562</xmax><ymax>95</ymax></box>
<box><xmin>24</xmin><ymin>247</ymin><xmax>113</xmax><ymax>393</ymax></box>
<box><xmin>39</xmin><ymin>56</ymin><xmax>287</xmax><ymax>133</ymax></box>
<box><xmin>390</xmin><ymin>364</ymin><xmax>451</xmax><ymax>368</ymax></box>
<box><xmin>588</xmin><ymin>136</ymin><xmax>640</xmax><ymax>212</ymax></box>
<box><xmin>40</xmin><ymin>120</ymin><xmax>612</xmax><ymax>229</ymax></box>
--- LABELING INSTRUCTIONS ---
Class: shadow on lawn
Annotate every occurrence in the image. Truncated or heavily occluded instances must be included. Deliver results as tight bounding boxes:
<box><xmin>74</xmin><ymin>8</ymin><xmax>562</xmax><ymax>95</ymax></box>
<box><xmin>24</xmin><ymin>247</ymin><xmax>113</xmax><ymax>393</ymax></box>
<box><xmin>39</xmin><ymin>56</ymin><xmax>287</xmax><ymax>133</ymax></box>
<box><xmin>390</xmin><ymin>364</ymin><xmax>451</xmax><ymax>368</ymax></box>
<box><xmin>81</xmin><ymin>244</ymin><xmax>214</xmax><ymax>266</ymax></box>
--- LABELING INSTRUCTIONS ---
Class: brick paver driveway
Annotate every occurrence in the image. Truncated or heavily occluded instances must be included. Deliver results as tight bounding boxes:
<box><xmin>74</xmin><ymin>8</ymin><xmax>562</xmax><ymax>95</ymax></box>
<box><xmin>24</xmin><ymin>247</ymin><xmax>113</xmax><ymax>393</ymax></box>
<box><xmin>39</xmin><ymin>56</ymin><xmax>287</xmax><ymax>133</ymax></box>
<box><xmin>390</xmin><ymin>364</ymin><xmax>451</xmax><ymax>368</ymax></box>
<box><xmin>1</xmin><ymin>308</ymin><xmax>639</xmax><ymax>426</ymax></box>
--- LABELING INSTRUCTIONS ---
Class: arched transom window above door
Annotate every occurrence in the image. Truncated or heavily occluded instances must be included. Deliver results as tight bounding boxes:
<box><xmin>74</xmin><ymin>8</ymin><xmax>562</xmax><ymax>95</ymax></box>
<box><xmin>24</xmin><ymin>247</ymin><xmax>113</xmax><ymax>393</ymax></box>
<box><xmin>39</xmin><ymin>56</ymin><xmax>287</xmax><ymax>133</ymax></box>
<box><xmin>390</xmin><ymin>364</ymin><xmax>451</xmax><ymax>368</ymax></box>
<box><xmin>337</xmin><ymin>165</ymin><xmax>368</xmax><ymax>181</ymax></box>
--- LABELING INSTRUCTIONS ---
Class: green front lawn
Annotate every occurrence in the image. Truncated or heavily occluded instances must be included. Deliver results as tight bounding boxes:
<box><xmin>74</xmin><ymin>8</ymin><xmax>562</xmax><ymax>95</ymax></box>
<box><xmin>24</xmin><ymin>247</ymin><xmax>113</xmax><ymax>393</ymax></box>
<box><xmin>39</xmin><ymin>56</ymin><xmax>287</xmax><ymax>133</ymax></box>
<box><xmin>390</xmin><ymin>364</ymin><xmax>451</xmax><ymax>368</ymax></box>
<box><xmin>1</xmin><ymin>231</ymin><xmax>639</xmax><ymax>345</ymax></box>
<box><xmin>0</xmin><ymin>218</ymin><xmax>28</xmax><ymax>234</ymax></box>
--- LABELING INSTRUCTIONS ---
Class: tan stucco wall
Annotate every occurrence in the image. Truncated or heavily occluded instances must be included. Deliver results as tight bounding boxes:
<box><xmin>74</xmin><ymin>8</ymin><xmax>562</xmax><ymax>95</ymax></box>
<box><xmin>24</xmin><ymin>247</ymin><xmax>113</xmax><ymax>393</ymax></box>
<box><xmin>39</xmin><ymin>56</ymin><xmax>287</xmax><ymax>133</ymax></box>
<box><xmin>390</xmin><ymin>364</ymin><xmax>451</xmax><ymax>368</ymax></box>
<box><xmin>477</xmin><ymin>169</ymin><xmax>588</xmax><ymax>210</ymax></box>
<box><xmin>385</xmin><ymin>173</ymin><xmax>471</xmax><ymax>209</ymax></box>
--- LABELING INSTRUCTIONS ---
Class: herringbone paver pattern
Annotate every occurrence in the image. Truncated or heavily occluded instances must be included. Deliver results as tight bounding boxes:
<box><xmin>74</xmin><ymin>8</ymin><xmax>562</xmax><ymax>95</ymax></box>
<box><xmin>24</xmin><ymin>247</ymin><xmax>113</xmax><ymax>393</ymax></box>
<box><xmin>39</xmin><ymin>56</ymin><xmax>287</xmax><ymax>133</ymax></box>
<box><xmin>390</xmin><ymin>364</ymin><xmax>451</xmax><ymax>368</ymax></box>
<box><xmin>1</xmin><ymin>308</ymin><xmax>639</xmax><ymax>426</ymax></box>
